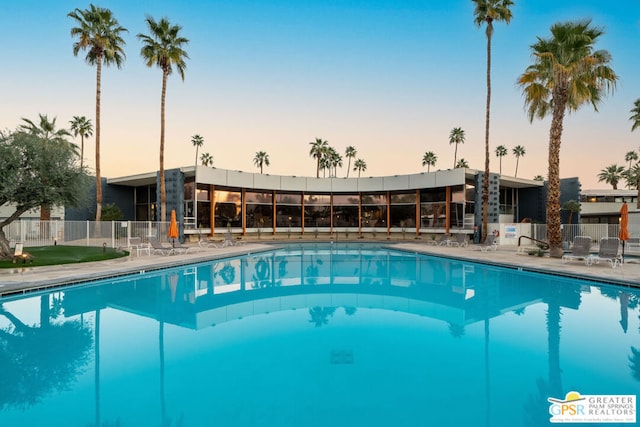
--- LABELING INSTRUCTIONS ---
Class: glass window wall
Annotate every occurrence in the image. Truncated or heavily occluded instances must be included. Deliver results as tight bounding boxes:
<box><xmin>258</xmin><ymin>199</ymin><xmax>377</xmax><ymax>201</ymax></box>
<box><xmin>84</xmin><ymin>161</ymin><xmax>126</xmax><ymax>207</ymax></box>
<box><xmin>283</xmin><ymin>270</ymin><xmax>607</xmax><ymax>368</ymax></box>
<box><xmin>276</xmin><ymin>192</ymin><xmax>302</xmax><ymax>228</ymax></box>
<box><xmin>214</xmin><ymin>190</ymin><xmax>242</xmax><ymax>228</ymax></box>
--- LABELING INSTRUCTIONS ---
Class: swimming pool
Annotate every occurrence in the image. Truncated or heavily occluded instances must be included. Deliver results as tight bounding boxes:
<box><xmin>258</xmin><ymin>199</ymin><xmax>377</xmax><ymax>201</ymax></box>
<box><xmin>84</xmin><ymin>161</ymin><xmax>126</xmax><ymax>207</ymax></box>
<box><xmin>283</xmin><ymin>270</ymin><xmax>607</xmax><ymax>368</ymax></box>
<box><xmin>0</xmin><ymin>243</ymin><xmax>637</xmax><ymax>426</ymax></box>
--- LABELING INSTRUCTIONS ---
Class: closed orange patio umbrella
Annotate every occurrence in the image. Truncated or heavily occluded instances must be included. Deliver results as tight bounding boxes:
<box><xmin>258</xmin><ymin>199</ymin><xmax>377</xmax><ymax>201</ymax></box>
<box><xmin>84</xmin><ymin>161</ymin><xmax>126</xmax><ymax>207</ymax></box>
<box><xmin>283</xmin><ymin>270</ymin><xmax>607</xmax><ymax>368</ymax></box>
<box><xmin>619</xmin><ymin>202</ymin><xmax>629</xmax><ymax>264</ymax></box>
<box><xmin>168</xmin><ymin>209</ymin><xmax>179</xmax><ymax>247</ymax></box>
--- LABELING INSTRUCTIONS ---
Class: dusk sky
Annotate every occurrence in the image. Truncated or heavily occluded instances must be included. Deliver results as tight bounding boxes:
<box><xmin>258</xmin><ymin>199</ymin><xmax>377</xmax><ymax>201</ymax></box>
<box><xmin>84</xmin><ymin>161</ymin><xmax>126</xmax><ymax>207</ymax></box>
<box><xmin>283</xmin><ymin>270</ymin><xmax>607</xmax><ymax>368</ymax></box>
<box><xmin>2</xmin><ymin>0</ymin><xmax>640</xmax><ymax>189</ymax></box>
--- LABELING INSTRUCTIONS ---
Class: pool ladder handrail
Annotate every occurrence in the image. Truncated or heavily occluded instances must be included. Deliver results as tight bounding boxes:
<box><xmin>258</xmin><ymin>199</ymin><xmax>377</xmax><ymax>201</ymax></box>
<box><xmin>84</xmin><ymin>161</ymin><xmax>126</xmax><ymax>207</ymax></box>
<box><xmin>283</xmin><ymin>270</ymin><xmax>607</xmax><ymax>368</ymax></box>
<box><xmin>517</xmin><ymin>235</ymin><xmax>549</xmax><ymax>251</ymax></box>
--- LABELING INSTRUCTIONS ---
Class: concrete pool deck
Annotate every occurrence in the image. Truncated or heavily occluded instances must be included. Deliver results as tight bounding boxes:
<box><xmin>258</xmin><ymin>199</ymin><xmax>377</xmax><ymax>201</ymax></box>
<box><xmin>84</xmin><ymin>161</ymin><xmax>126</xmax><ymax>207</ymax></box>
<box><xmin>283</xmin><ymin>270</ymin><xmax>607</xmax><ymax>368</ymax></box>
<box><xmin>1</xmin><ymin>241</ymin><xmax>639</xmax><ymax>297</ymax></box>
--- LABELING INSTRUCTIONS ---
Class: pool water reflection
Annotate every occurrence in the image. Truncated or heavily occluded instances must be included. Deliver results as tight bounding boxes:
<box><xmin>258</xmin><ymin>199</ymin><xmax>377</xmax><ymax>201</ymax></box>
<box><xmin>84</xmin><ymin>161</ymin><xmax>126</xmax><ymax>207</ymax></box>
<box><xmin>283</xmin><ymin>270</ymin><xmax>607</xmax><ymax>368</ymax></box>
<box><xmin>0</xmin><ymin>243</ymin><xmax>638</xmax><ymax>426</ymax></box>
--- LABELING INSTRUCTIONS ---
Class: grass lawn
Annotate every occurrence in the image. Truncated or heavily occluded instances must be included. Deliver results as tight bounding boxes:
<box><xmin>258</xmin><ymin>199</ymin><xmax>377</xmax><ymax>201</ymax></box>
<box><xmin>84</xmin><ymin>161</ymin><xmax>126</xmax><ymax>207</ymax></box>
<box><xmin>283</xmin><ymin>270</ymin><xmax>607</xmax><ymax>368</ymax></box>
<box><xmin>0</xmin><ymin>245</ymin><xmax>128</xmax><ymax>268</ymax></box>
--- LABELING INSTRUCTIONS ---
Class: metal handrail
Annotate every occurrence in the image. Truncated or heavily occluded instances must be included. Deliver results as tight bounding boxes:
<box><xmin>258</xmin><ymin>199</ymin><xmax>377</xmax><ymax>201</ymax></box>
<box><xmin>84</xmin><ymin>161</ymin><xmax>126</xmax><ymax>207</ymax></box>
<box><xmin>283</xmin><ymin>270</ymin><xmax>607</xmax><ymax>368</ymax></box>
<box><xmin>518</xmin><ymin>235</ymin><xmax>549</xmax><ymax>250</ymax></box>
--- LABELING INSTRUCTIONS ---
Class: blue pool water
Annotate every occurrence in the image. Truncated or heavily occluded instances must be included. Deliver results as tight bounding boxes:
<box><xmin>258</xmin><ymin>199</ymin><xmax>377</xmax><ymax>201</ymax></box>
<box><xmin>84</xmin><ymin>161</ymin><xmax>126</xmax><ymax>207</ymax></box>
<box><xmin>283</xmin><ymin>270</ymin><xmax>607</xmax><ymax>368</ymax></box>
<box><xmin>0</xmin><ymin>243</ymin><xmax>638</xmax><ymax>426</ymax></box>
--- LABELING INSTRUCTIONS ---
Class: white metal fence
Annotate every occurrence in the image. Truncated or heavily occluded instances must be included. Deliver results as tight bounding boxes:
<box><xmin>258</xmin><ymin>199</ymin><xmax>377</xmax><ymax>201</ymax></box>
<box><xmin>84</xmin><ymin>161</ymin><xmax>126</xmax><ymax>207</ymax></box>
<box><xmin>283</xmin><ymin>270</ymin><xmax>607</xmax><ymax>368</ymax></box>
<box><xmin>3</xmin><ymin>220</ymin><xmax>170</xmax><ymax>248</ymax></box>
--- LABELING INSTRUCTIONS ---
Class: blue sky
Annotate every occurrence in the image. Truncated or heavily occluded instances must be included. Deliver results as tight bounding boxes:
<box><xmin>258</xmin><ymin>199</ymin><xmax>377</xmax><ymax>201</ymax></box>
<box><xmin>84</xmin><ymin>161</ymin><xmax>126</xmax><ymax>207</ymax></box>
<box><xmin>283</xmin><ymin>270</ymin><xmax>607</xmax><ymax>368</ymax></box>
<box><xmin>2</xmin><ymin>0</ymin><xmax>640</xmax><ymax>188</ymax></box>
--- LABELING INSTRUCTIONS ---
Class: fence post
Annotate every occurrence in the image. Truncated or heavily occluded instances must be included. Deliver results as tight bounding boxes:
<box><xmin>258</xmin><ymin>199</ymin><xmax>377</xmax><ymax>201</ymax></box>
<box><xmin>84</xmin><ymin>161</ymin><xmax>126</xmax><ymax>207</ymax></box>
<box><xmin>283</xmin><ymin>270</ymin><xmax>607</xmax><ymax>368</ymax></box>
<box><xmin>111</xmin><ymin>220</ymin><xmax>115</xmax><ymax>248</ymax></box>
<box><xmin>86</xmin><ymin>221</ymin><xmax>90</xmax><ymax>247</ymax></box>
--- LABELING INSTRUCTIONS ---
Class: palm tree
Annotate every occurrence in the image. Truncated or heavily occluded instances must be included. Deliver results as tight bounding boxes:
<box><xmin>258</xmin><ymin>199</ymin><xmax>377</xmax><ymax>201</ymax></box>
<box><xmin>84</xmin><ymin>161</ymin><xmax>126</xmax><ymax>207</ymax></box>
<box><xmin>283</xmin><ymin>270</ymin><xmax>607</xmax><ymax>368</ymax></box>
<box><xmin>327</xmin><ymin>147</ymin><xmax>342</xmax><ymax>177</ymax></box>
<box><xmin>623</xmin><ymin>165</ymin><xmax>640</xmax><ymax>209</ymax></box>
<box><xmin>69</xmin><ymin>5</ymin><xmax>127</xmax><ymax>222</ymax></box>
<box><xmin>455</xmin><ymin>158</ymin><xmax>469</xmax><ymax>168</ymax></box>
<box><xmin>138</xmin><ymin>16</ymin><xmax>189</xmax><ymax>223</ymax></box>
<box><xmin>191</xmin><ymin>134</ymin><xmax>204</xmax><ymax>166</ymax></box>
<box><xmin>309</xmin><ymin>138</ymin><xmax>328</xmax><ymax>178</ymax></box>
<box><xmin>354</xmin><ymin>159</ymin><xmax>367</xmax><ymax>178</ymax></box>
<box><xmin>598</xmin><ymin>164</ymin><xmax>624</xmax><ymax>189</ymax></box>
<box><xmin>253</xmin><ymin>151</ymin><xmax>270</xmax><ymax>174</ymax></box>
<box><xmin>422</xmin><ymin>151</ymin><xmax>437</xmax><ymax>172</ymax></box>
<box><xmin>625</xmin><ymin>151</ymin><xmax>638</xmax><ymax>172</ymax></box>
<box><xmin>630</xmin><ymin>99</ymin><xmax>640</xmax><ymax>131</ymax></box>
<box><xmin>473</xmin><ymin>0</ymin><xmax>514</xmax><ymax>244</ymax></box>
<box><xmin>344</xmin><ymin>146</ymin><xmax>356</xmax><ymax>178</ymax></box>
<box><xmin>200</xmin><ymin>152</ymin><xmax>213</xmax><ymax>167</ymax></box>
<box><xmin>449</xmin><ymin>127</ymin><xmax>465</xmax><ymax>168</ymax></box>
<box><xmin>69</xmin><ymin>116</ymin><xmax>93</xmax><ymax>169</ymax></box>
<box><xmin>495</xmin><ymin>145</ymin><xmax>507</xmax><ymax>174</ymax></box>
<box><xmin>517</xmin><ymin>19</ymin><xmax>618</xmax><ymax>257</ymax></box>
<box><xmin>512</xmin><ymin>145</ymin><xmax>526</xmax><ymax>177</ymax></box>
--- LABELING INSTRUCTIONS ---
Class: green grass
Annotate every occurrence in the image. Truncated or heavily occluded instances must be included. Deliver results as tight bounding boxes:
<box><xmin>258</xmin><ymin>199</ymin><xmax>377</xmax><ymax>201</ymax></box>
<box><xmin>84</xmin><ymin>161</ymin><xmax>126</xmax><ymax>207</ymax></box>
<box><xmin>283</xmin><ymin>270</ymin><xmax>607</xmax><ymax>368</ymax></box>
<box><xmin>0</xmin><ymin>245</ymin><xmax>128</xmax><ymax>268</ymax></box>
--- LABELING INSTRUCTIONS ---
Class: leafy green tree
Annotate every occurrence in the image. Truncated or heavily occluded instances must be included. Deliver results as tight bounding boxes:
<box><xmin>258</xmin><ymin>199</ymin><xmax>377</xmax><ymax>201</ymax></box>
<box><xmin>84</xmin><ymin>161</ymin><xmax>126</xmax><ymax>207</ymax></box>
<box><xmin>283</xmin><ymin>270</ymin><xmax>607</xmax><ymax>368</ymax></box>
<box><xmin>495</xmin><ymin>144</ymin><xmax>507</xmax><ymax>174</ymax></box>
<box><xmin>354</xmin><ymin>158</ymin><xmax>367</xmax><ymax>177</ymax></box>
<box><xmin>69</xmin><ymin>5</ymin><xmax>127</xmax><ymax>222</ymax></box>
<box><xmin>598</xmin><ymin>164</ymin><xmax>624</xmax><ymax>189</ymax></box>
<box><xmin>345</xmin><ymin>146</ymin><xmax>356</xmax><ymax>177</ymax></box>
<box><xmin>200</xmin><ymin>152</ymin><xmax>213</xmax><ymax>166</ymax></box>
<box><xmin>562</xmin><ymin>199</ymin><xmax>580</xmax><ymax>225</ymax></box>
<box><xmin>513</xmin><ymin>145</ymin><xmax>526</xmax><ymax>177</ymax></box>
<box><xmin>253</xmin><ymin>151</ymin><xmax>270</xmax><ymax>174</ymax></box>
<box><xmin>449</xmin><ymin>127</ymin><xmax>465</xmax><ymax>168</ymax></box>
<box><xmin>0</xmin><ymin>131</ymin><xmax>85</xmax><ymax>258</ymax></box>
<box><xmin>101</xmin><ymin>203</ymin><xmax>123</xmax><ymax>221</ymax></box>
<box><xmin>309</xmin><ymin>138</ymin><xmax>328</xmax><ymax>178</ymax></box>
<box><xmin>518</xmin><ymin>19</ymin><xmax>617</xmax><ymax>257</ymax></box>
<box><xmin>455</xmin><ymin>158</ymin><xmax>469</xmax><ymax>168</ymax></box>
<box><xmin>533</xmin><ymin>175</ymin><xmax>545</xmax><ymax>181</ymax></box>
<box><xmin>69</xmin><ymin>116</ymin><xmax>93</xmax><ymax>170</ymax></box>
<box><xmin>138</xmin><ymin>16</ymin><xmax>189</xmax><ymax>223</ymax></box>
<box><xmin>473</xmin><ymin>0</ymin><xmax>514</xmax><ymax>244</ymax></box>
<box><xmin>422</xmin><ymin>151</ymin><xmax>437</xmax><ymax>172</ymax></box>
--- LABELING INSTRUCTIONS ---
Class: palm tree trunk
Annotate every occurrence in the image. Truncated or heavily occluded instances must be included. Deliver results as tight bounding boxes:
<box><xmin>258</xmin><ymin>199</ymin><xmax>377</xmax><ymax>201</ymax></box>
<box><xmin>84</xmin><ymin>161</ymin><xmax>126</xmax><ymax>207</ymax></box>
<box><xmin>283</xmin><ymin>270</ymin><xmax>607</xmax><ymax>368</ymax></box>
<box><xmin>453</xmin><ymin>143</ymin><xmax>458</xmax><ymax>168</ymax></box>
<box><xmin>316</xmin><ymin>157</ymin><xmax>320</xmax><ymax>178</ymax></box>
<box><xmin>482</xmin><ymin>30</ymin><xmax>492</xmax><ymax>244</ymax></box>
<box><xmin>80</xmin><ymin>134</ymin><xmax>85</xmax><ymax>170</ymax></box>
<box><xmin>346</xmin><ymin>158</ymin><xmax>351</xmax><ymax>178</ymax></box>
<box><xmin>547</xmin><ymin>84</ymin><xmax>568</xmax><ymax>257</ymax></box>
<box><xmin>159</xmin><ymin>70</ymin><xmax>168</xmax><ymax>223</ymax></box>
<box><xmin>515</xmin><ymin>158</ymin><xmax>519</xmax><ymax>178</ymax></box>
<box><xmin>95</xmin><ymin>57</ymin><xmax>103</xmax><ymax>222</ymax></box>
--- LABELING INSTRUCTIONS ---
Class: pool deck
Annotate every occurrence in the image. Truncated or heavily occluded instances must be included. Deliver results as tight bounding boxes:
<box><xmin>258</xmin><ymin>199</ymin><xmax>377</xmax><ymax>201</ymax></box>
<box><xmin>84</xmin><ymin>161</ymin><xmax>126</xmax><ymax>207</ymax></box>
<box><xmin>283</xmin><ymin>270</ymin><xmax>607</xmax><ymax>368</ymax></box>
<box><xmin>1</xmin><ymin>241</ymin><xmax>639</xmax><ymax>297</ymax></box>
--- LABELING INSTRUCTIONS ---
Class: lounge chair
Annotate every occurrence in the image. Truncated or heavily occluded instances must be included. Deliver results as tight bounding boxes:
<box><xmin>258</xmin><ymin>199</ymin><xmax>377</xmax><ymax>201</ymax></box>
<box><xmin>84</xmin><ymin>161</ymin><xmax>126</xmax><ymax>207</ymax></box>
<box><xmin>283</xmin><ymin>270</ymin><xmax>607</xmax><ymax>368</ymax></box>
<box><xmin>148</xmin><ymin>238</ymin><xmax>177</xmax><ymax>256</ymax></box>
<box><xmin>562</xmin><ymin>236</ymin><xmax>591</xmax><ymax>264</ymax></box>
<box><xmin>223</xmin><ymin>232</ymin><xmax>245</xmax><ymax>247</ymax></box>
<box><xmin>172</xmin><ymin>240</ymin><xmax>197</xmax><ymax>254</ymax></box>
<box><xmin>587</xmin><ymin>237</ymin><xmax>621</xmax><ymax>268</ymax></box>
<box><xmin>476</xmin><ymin>234</ymin><xmax>497</xmax><ymax>252</ymax></box>
<box><xmin>197</xmin><ymin>230</ymin><xmax>223</xmax><ymax>248</ymax></box>
<box><xmin>128</xmin><ymin>237</ymin><xmax>151</xmax><ymax>256</ymax></box>
<box><xmin>427</xmin><ymin>234</ymin><xmax>450</xmax><ymax>246</ymax></box>
<box><xmin>450</xmin><ymin>234</ymin><xmax>468</xmax><ymax>247</ymax></box>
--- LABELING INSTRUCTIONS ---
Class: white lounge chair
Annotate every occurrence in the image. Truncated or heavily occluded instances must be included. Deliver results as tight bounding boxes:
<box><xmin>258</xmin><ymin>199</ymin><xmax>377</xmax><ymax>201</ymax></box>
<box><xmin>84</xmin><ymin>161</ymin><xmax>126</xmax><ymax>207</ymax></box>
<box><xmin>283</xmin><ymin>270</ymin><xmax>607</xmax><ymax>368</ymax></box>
<box><xmin>562</xmin><ymin>236</ymin><xmax>591</xmax><ymax>264</ymax></box>
<box><xmin>450</xmin><ymin>234</ymin><xmax>468</xmax><ymax>247</ymax></box>
<box><xmin>476</xmin><ymin>234</ymin><xmax>497</xmax><ymax>252</ymax></box>
<box><xmin>587</xmin><ymin>237</ymin><xmax>620</xmax><ymax>268</ymax></box>
<box><xmin>128</xmin><ymin>237</ymin><xmax>151</xmax><ymax>256</ymax></box>
<box><xmin>148</xmin><ymin>238</ymin><xmax>177</xmax><ymax>256</ymax></box>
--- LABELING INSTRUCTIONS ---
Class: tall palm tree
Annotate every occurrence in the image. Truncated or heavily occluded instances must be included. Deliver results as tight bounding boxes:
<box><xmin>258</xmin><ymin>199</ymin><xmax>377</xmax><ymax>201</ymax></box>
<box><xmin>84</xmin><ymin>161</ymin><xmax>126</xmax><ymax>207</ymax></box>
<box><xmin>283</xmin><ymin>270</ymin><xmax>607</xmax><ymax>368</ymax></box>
<box><xmin>69</xmin><ymin>116</ymin><xmax>93</xmax><ymax>169</ymax></box>
<box><xmin>495</xmin><ymin>145</ymin><xmax>507</xmax><ymax>174</ymax></box>
<box><xmin>455</xmin><ymin>158</ymin><xmax>469</xmax><ymax>168</ymax></box>
<box><xmin>518</xmin><ymin>19</ymin><xmax>617</xmax><ymax>257</ymax></box>
<box><xmin>138</xmin><ymin>16</ymin><xmax>189</xmax><ymax>223</ymax></box>
<box><xmin>473</xmin><ymin>0</ymin><xmax>514</xmax><ymax>244</ymax></box>
<box><xmin>326</xmin><ymin>147</ymin><xmax>342</xmax><ymax>177</ymax></box>
<box><xmin>344</xmin><ymin>146</ymin><xmax>356</xmax><ymax>178</ymax></box>
<box><xmin>191</xmin><ymin>134</ymin><xmax>204</xmax><ymax>166</ymax></box>
<box><xmin>200</xmin><ymin>152</ymin><xmax>213</xmax><ymax>167</ymax></box>
<box><xmin>625</xmin><ymin>150</ymin><xmax>638</xmax><ymax>171</ymax></box>
<box><xmin>354</xmin><ymin>159</ymin><xmax>367</xmax><ymax>178</ymax></box>
<box><xmin>630</xmin><ymin>99</ymin><xmax>640</xmax><ymax>131</ymax></box>
<box><xmin>69</xmin><ymin>5</ymin><xmax>127</xmax><ymax>222</ymax></box>
<box><xmin>597</xmin><ymin>164</ymin><xmax>624</xmax><ymax>189</ymax></box>
<box><xmin>512</xmin><ymin>145</ymin><xmax>526</xmax><ymax>177</ymax></box>
<box><xmin>623</xmin><ymin>164</ymin><xmax>640</xmax><ymax>209</ymax></box>
<box><xmin>449</xmin><ymin>127</ymin><xmax>465</xmax><ymax>168</ymax></box>
<box><xmin>309</xmin><ymin>138</ymin><xmax>328</xmax><ymax>178</ymax></box>
<box><xmin>422</xmin><ymin>151</ymin><xmax>437</xmax><ymax>172</ymax></box>
<box><xmin>253</xmin><ymin>151</ymin><xmax>270</xmax><ymax>174</ymax></box>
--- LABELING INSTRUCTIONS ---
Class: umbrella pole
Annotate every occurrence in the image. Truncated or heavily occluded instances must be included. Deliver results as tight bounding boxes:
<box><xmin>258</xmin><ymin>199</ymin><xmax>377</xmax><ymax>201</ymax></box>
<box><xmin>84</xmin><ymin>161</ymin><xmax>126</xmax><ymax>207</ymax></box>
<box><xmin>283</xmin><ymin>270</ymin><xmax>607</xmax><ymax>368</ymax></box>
<box><xmin>622</xmin><ymin>241</ymin><xmax>625</xmax><ymax>265</ymax></box>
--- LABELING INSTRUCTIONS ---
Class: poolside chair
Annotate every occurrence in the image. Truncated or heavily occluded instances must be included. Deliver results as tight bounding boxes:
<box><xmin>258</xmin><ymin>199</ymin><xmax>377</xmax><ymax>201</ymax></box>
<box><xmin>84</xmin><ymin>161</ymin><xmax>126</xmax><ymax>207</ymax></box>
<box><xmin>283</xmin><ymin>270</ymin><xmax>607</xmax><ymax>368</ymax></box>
<box><xmin>197</xmin><ymin>230</ymin><xmax>223</xmax><ymax>248</ymax></box>
<box><xmin>172</xmin><ymin>240</ymin><xmax>197</xmax><ymax>254</ymax></box>
<box><xmin>427</xmin><ymin>234</ymin><xmax>450</xmax><ymax>246</ymax></box>
<box><xmin>476</xmin><ymin>234</ymin><xmax>497</xmax><ymax>252</ymax></box>
<box><xmin>128</xmin><ymin>237</ymin><xmax>151</xmax><ymax>256</ymax></box>
<box><xmin>586</xmin><ymin>237</ymin><xmax>621</xmax><ymax>268</ymax></box>
<box><xmin>562</xmin><ymin>236</ymin><xmax>591</xmax><ymax>264</ymax></box>
<box><xmin>450</xmin><ymin>234</ymin><xmax>468</xmax><ymax>248</ymax></box>
<box><xmin>148</xmin><ymin>238</ymin><xmax>177</xmax><ymax>256</ymax></box>
<box><xmin>223</xmin><ymin>232</ymin><xmax>246</xmax><ymax>247</ymax></box>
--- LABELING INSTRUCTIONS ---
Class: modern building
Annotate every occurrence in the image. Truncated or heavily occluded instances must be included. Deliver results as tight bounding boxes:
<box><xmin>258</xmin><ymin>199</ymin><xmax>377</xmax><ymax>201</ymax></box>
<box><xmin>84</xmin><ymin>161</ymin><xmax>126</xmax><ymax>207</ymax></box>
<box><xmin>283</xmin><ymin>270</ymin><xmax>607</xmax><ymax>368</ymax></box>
<box><xmin>580</xmin><ymin>189</ymin><xmax>638</xmax><ymax>224</ymax></box>
<box><xmin>94</xmin><ymin>166</ymin><xmax>578</xmax><ymax>242</ymax></box>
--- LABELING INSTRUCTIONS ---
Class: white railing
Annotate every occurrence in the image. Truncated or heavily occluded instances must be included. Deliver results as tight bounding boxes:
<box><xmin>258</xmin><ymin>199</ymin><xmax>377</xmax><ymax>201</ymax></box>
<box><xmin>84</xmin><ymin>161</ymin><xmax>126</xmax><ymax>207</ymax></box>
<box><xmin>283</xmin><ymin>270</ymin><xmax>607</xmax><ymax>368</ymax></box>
<box><xmin>3</xmin><ymin>220</ymin><xmax>170</xmax><ymax>248</ymax></box>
